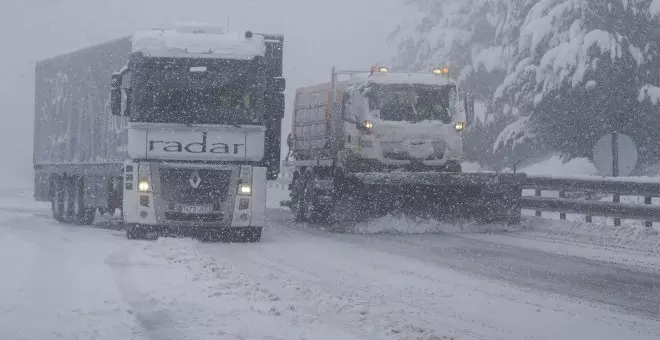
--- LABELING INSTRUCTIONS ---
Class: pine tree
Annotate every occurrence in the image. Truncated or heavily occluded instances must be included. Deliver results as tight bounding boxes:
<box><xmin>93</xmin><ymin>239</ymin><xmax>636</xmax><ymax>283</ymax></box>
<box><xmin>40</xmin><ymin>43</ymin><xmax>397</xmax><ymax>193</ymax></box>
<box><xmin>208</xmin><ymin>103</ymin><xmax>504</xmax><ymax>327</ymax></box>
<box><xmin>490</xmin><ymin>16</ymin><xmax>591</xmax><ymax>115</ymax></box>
<box><xmin>391</xmin><ymin>0</ymin><xmax>660</xmax><ymax>169</ymax></box>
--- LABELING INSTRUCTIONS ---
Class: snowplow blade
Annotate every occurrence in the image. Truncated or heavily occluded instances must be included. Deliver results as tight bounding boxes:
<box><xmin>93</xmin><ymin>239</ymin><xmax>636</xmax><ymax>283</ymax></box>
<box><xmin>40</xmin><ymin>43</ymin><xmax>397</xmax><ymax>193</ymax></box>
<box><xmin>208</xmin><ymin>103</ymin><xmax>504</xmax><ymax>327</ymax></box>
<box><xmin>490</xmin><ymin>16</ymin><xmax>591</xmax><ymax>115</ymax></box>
<box><xmin>336</xmin><ymin>172</ymin><xmax>526</xmax><ymax>225</ymax></box>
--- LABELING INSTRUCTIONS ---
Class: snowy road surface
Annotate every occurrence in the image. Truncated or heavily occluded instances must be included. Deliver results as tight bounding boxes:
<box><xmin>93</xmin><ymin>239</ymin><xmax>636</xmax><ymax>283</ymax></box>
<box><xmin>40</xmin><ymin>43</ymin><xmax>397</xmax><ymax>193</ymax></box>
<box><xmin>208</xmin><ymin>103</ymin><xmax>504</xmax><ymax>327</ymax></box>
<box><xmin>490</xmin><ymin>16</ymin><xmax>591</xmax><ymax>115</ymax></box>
<box><xmin>1</xmin><ymin>187</ymin><xmax>660</xmax><ymax>339</ymax></box>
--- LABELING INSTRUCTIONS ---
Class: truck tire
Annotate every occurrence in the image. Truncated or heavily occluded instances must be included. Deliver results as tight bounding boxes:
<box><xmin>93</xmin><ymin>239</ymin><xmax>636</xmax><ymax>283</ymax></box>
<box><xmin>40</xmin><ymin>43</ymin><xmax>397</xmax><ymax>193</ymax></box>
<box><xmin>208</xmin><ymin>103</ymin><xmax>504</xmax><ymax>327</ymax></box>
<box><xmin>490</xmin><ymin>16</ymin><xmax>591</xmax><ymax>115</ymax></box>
<box><xmin>292</xmin><ymin>171</ymin><xmax>309</xmax><ymax>222</ymax></box>
<box><xmin>445</xmin><ymin>161</ymin><xmax>462</xmax><ymax>173</ymax></box>
<box><xmin>295</xmin><ymin>171</ymin><xmax>332</xmax><ymax>224</ymax></box>
<box><xmin>243</xmin><ymin>227</ymin><xmax>262</xmax><ymax>243</ymax></box>
<box><xmin>50</xmin><ymin>177</ymin><xmax>66</xmax><ymax>223</ymax></box>
<box><xmin>72</xmin><ymin>177</ymin><xmax>95</xmax><ymax>226</ymax></box>
<box><xmin>61</xmin><ymin>176</ymin><xmax>76</xmax><ymax>224</ymax></box>
<box><xmin>126</xmin><ymin>224</ymin><xmax>156</xmax><ymax>240</ymax></box>
<box><xmin>126</xmin><ymin>225</ymin><xmax>144</xmax><ymax>240</ymax></box>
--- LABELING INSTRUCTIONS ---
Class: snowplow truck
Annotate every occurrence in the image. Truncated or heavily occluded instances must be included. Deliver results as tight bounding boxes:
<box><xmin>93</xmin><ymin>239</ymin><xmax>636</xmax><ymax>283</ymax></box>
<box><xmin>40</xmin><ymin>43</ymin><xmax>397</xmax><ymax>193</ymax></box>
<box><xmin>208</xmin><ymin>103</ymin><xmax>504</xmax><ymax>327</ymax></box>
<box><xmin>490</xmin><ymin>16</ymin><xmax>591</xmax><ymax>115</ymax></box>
<box><xmin>282</xmin><ymin>66</ymin><xmax>524</xmax><ymax>226</ymax></box>
<box><xmin>33</xmin><ymin>23</ymin><xmax>285</xmax><ymax>241</ymax></box>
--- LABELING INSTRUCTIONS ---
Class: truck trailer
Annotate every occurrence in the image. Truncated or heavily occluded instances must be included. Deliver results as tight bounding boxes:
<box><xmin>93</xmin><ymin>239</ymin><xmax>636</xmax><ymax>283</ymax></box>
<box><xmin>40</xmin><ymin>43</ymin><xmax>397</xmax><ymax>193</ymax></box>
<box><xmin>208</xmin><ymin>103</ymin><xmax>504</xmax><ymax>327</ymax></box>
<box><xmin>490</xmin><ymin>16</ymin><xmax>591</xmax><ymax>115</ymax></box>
<box><xmin>282</xmin><ymin>66</ymin><xmax>525</xmax><ymax>227</ymax></box>
<box><xmin>33</xmin><ymin>23</ymin><xmax>285</xmax><ymax>241</ymax></box>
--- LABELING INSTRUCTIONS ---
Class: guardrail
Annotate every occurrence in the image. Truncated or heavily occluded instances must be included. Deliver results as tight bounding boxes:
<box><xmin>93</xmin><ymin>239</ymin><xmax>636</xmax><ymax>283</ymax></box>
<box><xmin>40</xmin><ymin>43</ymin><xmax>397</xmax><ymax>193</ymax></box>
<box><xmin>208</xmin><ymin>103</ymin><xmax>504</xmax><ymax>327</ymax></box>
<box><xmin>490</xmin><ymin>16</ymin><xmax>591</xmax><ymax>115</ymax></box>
<box><xmin>268</xmin><ymin>175</ymin><xmax>660</xmax><ymax>231</ymax></box>
<box><xmin>522</xmin><ymin>175</ymin><xmax>660</xmax><ymax>230</ymax></box>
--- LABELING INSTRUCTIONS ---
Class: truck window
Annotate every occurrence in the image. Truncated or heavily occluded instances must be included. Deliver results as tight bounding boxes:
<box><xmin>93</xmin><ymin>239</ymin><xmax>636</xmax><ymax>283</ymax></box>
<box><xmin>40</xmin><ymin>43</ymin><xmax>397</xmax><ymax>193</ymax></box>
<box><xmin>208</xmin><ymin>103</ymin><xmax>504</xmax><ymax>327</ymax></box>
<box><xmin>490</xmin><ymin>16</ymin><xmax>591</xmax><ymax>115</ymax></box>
<box><xmin>129</xmin><ymin>57</ymin><xmax>263</xmax><ymax>125</ymax></box>
<box><xmin>376</xmin><ymin>84</ymin><xmax>453</xmax><ymax>124</ymax></box>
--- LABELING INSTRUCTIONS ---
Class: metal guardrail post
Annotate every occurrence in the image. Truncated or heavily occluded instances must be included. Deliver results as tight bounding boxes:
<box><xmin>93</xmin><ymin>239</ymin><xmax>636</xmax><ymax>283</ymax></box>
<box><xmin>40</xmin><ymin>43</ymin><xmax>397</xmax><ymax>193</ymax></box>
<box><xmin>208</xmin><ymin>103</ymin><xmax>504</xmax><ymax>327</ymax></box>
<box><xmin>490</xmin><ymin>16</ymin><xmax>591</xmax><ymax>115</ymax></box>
<box><xmin>645</xmin><ymin>195</ymin><xmax>653</xmax><ymax>229</ymax></box>
<box><xmin>613</xmin><ymin>193</ymin><xmax>621</xmax><ymax>226</ymax></box>
<box><xmin>611</xmin><ymin>132</ymin><xmax>621</xmax><ymax>227</ymax></box>
<box><xmin>585</xmin><ymin>192</ymin><xmax>592</xmax><ymax>223</ymax></box>
<box><xmin>559</xmin><ymin>190</ymin><xmax>566</xmax><ymax>220</ymax></box>
<box><xmin>535</xmin><ymin>189</ymin><xmax>542</xmax><ymax>218</ymax></box>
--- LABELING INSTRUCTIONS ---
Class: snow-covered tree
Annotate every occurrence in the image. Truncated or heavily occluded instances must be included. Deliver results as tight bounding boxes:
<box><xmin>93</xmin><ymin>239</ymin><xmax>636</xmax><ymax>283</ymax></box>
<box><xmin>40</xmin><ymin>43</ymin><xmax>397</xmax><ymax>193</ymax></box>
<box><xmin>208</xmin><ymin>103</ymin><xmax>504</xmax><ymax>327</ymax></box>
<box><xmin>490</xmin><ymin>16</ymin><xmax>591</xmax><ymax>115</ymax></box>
<box><xmin>391</xmin><ymin>0</ymin><xmax>660</xmax><ymax>169</ymax></box>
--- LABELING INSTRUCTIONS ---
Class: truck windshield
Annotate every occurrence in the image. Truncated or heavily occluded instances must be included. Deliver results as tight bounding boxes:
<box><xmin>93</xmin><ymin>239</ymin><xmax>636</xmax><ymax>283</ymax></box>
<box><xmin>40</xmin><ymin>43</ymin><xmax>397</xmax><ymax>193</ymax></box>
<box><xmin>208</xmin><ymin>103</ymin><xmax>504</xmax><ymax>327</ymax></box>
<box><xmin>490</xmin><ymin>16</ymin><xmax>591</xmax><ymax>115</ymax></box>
<box><xmin>130</xmin><ymin>56</ymin><xmax>263</xmax><ymax>125</ymax></box>
<box><xmin>369</xmin><ymin>84</ymin><xmax>455</xmax><ymax>124</ymax></box>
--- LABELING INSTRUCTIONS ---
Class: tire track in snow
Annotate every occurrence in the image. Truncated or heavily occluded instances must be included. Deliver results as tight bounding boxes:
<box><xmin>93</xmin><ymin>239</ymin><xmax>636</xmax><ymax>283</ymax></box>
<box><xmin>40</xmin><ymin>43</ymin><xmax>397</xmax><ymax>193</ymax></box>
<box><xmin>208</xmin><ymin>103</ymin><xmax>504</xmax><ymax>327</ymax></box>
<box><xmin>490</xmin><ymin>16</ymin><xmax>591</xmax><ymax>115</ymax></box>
<box><xmin>106</xmin><ymin>244</ymin><xmax>187</xmax><ymax>340</ymax></box>
<box><xmin>196</xmin><ymin>242</ymin><xmax>473</xmax><ymax>340</ymax></box>
<box><xmin>267</xmin><ymin>209</ymin><xmax>660</xmax><ymax>319</ymax></box>
<box><xmin>205</xmin><ymin>219</ymin><xmax>660</xmax><ymax>339</ymax></box>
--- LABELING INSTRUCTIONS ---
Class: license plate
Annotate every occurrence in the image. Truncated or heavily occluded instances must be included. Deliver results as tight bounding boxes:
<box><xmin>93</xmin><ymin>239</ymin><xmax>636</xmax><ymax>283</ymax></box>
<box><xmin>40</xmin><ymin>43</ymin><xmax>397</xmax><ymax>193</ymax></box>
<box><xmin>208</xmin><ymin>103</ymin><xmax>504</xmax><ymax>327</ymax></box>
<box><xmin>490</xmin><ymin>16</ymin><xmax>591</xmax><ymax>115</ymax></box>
<box><xmin>180</xmin><ymin>205</ymin><xmax>213</xmax><ymax>214</ymax></box>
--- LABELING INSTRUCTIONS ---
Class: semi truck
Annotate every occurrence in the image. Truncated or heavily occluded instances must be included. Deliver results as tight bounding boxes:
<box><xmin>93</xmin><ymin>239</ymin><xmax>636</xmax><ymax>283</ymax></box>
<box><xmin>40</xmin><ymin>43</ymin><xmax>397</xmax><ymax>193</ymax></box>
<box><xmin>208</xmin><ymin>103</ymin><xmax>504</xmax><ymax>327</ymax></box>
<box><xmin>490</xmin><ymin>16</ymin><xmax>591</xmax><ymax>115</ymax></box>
<box><xmin>282</xmin><ymin>66</ymin><xmax>525</xmax><ymax>226</ymax></box>
<box><xmin>33</xmin><ymin>23</ymin><xmax>285</xmax><ymax>241</ymax></box>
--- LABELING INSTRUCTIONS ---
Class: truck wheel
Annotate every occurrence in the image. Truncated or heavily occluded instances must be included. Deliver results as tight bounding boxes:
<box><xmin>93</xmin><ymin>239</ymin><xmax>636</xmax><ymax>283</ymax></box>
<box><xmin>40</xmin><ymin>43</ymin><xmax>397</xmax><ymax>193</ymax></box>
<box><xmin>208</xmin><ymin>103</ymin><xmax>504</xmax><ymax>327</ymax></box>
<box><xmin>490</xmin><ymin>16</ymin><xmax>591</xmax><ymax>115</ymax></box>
<box><xmin>72</xmin><ymin>177</ymin><xmax>95</xmax><ymax>226</ymax></box>
<box><xmin>292</xmin><ymin>171</ymin><xmax>308</xmax><ymax>222</ymax></box>
<box><xmin>296</xmin><ymin>172</ymin><xmax>331</xmax><ymax>224</ymax></box>
<box><xmin>126</xmin><ymin>224</ymin><xmax>156</xmax><ymax>240</ymax></box>
<box><xmin>243</xmin><ymin>227</ymin><xmax>262</xmax><ymax>243</ymax></box>
<box><xmin>50</xmin><ymin>177</ymin><xmax>65</xmax><ymax>223</ymax></box>
<box><xmin>445</xmin><ymin>161</ymin><xmax>462</xmax><ymax>173</ymax></box>
<box><xmin>126</xmin><ymin>225</ymin><xmax>143</xmax><ymax>240</ymax></box>
<box><xmin>61</xmin><ymin>177</ymin><xmax>76</xmax><ymax>224</ymax></box>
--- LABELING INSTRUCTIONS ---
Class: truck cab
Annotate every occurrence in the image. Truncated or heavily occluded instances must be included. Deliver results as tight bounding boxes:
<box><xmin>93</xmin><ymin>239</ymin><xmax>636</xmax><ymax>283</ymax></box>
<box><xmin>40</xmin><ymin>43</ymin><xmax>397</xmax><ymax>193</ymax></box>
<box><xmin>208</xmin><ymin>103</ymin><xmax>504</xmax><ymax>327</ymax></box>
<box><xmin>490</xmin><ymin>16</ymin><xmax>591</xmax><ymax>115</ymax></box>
<box><xmin>110</xmin><ymin>24</ymin><xmax>284</xmax><ymax>240</ymax></box>
<box><xmin>339</xmin><ymin>67</ymin><xmax>474</xmax><ymax>172</ymax></box>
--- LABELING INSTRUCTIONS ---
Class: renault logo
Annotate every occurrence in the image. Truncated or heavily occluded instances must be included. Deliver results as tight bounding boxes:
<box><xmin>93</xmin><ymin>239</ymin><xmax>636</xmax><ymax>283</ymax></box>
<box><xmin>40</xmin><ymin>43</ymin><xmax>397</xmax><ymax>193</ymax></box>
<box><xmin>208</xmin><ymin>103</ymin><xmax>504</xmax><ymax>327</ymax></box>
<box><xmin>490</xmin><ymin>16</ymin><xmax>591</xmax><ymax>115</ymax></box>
<box><xmin>189</xmin><ymin>170</ymin><xmax>202</xmax><ymax>189</ymax></box>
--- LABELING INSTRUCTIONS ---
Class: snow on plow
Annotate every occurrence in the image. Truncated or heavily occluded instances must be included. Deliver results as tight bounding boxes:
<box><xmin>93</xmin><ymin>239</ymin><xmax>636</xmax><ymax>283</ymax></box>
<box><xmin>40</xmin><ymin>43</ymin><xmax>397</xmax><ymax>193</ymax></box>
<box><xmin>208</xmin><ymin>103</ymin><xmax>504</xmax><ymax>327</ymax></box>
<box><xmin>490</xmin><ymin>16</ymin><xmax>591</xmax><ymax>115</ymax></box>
<box><xmin>351</xmin><ymin>172</ymin><xmax>525</xmax><ymax>224</ymax></box>
<box><xmin>281</xmin><ymin>171</ymin><xmax>526</xmax><ymax>229</ymax></box>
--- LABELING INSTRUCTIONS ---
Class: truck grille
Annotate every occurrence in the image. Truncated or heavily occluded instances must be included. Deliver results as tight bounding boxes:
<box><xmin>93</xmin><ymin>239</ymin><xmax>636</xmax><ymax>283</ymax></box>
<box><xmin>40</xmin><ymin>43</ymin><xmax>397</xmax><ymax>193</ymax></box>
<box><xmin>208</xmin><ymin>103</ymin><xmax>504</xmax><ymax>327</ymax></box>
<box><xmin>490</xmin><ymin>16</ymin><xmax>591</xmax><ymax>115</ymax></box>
<box><xmin>159</xmin><ymin>168</ymin><xmax>231</xmax><ymax>204</ymax></box>
<box><xmin>164</xmin><ymin>212</ymin><xmax>224</xmax><ymax>222</ymax></box>
<box><xmin>381</xmin><ymin>141</ymin><xmax>445</xmax><ymax>160</ymax></box>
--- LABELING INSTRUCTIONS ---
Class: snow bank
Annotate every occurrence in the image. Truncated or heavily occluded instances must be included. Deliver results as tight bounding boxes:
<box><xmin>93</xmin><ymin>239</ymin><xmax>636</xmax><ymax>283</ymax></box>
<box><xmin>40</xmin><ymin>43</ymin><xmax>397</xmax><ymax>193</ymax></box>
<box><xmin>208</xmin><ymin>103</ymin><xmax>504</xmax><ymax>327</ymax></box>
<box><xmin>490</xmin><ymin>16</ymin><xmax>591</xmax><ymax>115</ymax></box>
<box><xmin>520</xmin><ymin>217</ymin><xmax>660</xmax><ymax>255</ymax></box>
<box><xmin>493</xmin><ymin>116</ymin><xmax>532</xmax><ymax>152</ymax></box>
<box><xmin>461</xmin><ymin>161</ymin><xmax>484</xmax><ymax>173</ymax></box>
<box><xmin>132</xmin><ymin>25</ymin><xmax>266</xmax><ymax>60</ymax></box>
<box><xmin>638</xmin><ymin>84</ymin><xmax>660</xmax><ymax>104</ymax></box>
<box><xmin>462</xmin><ymin>220</ymin><xmax>660</xmax><ymax>273</ymax></box>
<box><xmin>518</xmin><ymin>154</ymin><xmax>598</xmax><ymax>176</ymax></box>
<box><xmin>351</xmin><ymin>214</ymin><xmax>523</xmax><ymax>235</ymax></box>
<box><xmin>651</xmin><ymin>0</ymin><xmax>660</xmax><ymax>17</ymax></box>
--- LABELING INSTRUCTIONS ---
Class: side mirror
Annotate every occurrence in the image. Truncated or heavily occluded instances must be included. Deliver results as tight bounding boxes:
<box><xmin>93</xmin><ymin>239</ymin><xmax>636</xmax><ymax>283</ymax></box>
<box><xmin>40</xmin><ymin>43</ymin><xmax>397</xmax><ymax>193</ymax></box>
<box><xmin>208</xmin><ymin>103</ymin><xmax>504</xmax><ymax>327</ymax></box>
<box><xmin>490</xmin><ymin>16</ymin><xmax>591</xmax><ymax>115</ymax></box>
<box><xmin>111</xmin><ymin>74</ymin><xmax>123</xmax><ymax>116</ymax></box>
<box><xmin>110</xmin><ymin>87</ymin><xmax>122</xmax><ymax>116</ymax></box>
<box><xmin>111</xmin><ymin>73</ymin><xmax>122</xmax><ymax>88</ymax></box>
<box><xmin>464</xmin><ymin>94</ymin><xmax>475</xmax><ymax>124</ymax></box>
<box><xmin>268</xmin><ymin>77</ymin><xmax>286</xmax><ymax>93</ymax></box>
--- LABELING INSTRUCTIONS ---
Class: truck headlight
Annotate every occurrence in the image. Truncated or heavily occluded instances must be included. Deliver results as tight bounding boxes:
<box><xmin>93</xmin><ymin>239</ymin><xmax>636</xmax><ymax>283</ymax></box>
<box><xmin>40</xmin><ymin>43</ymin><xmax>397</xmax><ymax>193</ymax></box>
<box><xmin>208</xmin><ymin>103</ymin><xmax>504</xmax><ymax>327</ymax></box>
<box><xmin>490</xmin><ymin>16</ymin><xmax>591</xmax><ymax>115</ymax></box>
<box><xmin>359</xmin><ymin>120</ymin><xmax>374</xmax><ymax>134</ymax></box>
<box><xmin>455</xmin><ymin>121</ymin><xmax>465</xmax><ymax>132</ymax></box>
<box><xmin>238</xmin><ymin>183</ymin><xmax>252</xmax><ymax>195</ymax></box>
<box><xmin>138</xmin><ymin>163</ymin><xmax>152</xmax><ymax>192</ymax></box>
<box><xmin>238</xmin><ymin>166</ymin><xmax>252</xmax><ymax>195</ymax></box>
<box><xmin>138</xmin><ymin>180</ymin><xmax>150</xmax><ymax>192</ymax></box>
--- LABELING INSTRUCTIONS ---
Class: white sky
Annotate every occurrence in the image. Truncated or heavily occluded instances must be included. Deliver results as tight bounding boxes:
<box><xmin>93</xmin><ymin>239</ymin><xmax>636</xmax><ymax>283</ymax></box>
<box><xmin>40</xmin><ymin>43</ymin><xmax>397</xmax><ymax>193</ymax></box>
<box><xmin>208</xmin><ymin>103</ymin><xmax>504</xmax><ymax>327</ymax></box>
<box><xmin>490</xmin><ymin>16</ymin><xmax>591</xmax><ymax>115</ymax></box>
<box><xmin>0</xmin><ymin>0</ymin><xmax>406</xmax><ymax>175</ymax></box>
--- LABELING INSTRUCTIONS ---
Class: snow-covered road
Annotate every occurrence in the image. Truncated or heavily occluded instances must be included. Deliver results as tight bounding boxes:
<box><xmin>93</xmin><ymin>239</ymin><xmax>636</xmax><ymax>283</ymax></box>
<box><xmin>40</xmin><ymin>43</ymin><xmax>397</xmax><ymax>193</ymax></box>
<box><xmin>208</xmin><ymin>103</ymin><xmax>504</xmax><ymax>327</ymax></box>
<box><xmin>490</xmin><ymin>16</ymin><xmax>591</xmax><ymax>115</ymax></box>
<box><xmin>2</xmin><ymin>185</ymin><xmax>660</xmax><ymax>339</ymax></box>
<box><xmin>264</xmin><ymin>209</ymin><xmax>660</xmax><ymax>318</ymax></box>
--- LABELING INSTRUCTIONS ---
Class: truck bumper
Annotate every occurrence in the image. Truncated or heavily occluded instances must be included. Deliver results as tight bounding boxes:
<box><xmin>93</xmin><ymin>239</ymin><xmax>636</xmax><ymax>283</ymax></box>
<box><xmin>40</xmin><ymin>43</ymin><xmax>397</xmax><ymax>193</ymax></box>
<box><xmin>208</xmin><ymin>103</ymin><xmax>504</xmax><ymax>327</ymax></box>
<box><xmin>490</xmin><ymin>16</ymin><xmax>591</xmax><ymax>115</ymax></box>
<box><xmin>122</xmin><ymin>161</ymin><xmax>266</xmax><ymax>229</ymax></box>
<box><xmin>345</xmin><ymin>140</ymin><xmax>462</xmax><ymax>171</ymax></box>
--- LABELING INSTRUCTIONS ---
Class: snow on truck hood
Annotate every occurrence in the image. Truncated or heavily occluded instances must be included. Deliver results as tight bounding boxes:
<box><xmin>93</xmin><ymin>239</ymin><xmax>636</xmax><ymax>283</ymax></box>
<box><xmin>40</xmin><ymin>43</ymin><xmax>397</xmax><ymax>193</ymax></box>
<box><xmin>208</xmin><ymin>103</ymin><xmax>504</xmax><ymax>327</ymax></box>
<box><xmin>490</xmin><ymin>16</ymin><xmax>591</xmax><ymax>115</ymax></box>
<box><xmin>132</xmin><ymin>27</ymin><xmax>266</xmax><ymax>60</ymax></box>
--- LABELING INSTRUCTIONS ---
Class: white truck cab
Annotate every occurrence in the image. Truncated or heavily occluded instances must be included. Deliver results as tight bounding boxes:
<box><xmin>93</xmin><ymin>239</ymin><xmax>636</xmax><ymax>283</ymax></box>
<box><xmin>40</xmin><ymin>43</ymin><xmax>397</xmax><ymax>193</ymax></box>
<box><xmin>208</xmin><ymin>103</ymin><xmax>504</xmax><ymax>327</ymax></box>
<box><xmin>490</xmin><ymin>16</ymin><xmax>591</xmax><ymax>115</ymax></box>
<box><xmin>111</xmin><ymin>24</ymin><xmax>285</xmax><ymax>240</ymax></box>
